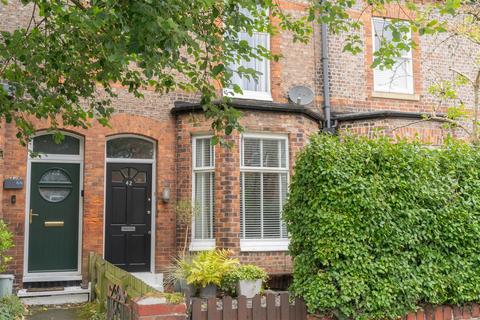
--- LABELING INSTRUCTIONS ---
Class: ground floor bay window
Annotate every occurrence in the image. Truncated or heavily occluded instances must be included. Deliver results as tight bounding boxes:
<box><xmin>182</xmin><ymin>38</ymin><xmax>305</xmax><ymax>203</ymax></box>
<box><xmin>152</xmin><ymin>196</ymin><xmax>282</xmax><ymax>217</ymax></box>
<box><xmin>240</xmin><ymin>134</ymin><xmax>289</xmax><ymax>251</ymax></box>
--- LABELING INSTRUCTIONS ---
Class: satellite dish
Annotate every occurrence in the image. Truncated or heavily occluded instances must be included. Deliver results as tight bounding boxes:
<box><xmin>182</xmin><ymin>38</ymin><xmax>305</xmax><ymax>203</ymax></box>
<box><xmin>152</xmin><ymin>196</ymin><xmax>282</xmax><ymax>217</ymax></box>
<box><xmin>288</xmin><ymin>85</ymin><xmax>314</xmax><ymax>106</ymax></box>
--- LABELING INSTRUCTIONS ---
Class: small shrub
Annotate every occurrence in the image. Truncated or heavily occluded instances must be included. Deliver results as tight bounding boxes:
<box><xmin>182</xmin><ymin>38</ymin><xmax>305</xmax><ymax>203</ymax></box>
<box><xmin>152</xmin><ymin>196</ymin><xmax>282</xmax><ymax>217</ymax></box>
<box><xmin>284</xmin><ymin>134</ymin><xmax>480</xmax><ymax>320</ymax></box>
<box><xmin>0</xmin><ymin>295</ymin><xmax>26</xmax><ymax>320</ymax></box>
<box><xmin>164</xmin><ymin>254</ymin><xmax>194</xmax><ymax>288</ymax></box>
<box><xmin>186</xmin><ymin>249</ymin><xmax>239</xmax><ymax>288</ymax></box>
<box><xmin>0</xmin><ymin>220</ymin><xmax>13</xmax><ymax>273</ymax></box>
<box><xmin>234</xmin><ymin>265</ymin><xmax>268</xmax><ymax>281</ymax></box>
<box><xmin>221</xmin><ymin>264</ymin><xmax>268</xmax><ymax>295</ymax></box>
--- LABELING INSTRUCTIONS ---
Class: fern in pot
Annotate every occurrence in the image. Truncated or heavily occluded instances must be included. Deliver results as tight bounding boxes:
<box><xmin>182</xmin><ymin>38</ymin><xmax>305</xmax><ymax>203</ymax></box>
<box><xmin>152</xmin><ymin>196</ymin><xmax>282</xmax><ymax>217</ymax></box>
<box><xmin>0</xmin><ymin>220</ymin><xmax>14</xmax><ymax>298</ymax></box>
<box><xmin>186</xmin><ymin>250</ymin><xmax>238</xmax><ymax>298</ymax></box>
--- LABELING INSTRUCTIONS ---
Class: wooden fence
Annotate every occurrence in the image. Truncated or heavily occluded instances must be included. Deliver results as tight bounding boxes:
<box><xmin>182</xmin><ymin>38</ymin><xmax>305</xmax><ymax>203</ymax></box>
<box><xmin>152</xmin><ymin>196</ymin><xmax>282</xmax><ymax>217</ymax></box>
<box><xmin>88</xmin><ymin>252</ymin><xmax>158</xmax><ymax>313</ymax></box>
<box><xmin>191</xmin><ymin>293</ymin><xmax>307</xmax><ymax>320</ymax></box>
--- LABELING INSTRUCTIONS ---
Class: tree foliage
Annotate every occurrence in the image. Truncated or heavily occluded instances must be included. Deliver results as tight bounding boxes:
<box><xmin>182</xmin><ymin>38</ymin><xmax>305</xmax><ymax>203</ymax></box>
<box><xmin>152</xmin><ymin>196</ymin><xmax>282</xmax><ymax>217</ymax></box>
<box><xmin>0</xmin><ymin>0</ymin><xmax>471</xmax><ymax>143</ymax></box>
<box><xmin>0</xmin><ymin>0</ymin><xmax>311</xmax><ymax>144</ymax></box>
<box><xmin>284</xmin><ymin>134</ymin><xmax>480</xmax><ymax>320</ymax></box>
<box><xmin>409</xmin><ymin>1</ymin><xmax>480</xmax><ymax>142</ymax></box>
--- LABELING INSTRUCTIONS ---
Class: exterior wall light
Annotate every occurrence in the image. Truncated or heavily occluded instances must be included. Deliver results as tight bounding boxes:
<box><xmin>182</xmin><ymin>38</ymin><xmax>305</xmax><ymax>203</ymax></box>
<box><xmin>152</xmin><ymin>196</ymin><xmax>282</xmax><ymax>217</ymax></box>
<box><xmin>162</xmin><ymin>187</ymin><xmax>171</xmax><ymax>203</ymax></box>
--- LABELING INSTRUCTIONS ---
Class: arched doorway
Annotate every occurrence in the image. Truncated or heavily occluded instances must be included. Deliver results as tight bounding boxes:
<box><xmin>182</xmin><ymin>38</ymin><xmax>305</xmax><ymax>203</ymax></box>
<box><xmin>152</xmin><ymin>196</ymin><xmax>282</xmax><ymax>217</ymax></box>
<box><xmin>104</xmin><ymin>135</ymin><xmax>156</xmax><ymax>272</ymax></box>
<box><xmin>24</xmin><ymin>132</ymin><xmax>84</xmax><ymax>282</ymax></box>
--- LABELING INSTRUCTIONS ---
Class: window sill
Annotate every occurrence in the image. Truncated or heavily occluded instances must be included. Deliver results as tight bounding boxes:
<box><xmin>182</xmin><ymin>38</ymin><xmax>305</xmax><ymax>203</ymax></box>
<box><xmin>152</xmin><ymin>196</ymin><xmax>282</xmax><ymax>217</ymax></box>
<box><xmin>240</xmin><ymin>239</ymin><xmax>289</xmax><ymax>252</ymax></box>
<box><xmin>371</xmin><ymin>91</ymin><xmax>420</xmax><ymax>101</ymax></box>
<box><xmin>189</xmin><ymin>239</ymin><xmax>216</xmax><ymax>251</ymax></box>
<box><xmin>223</xmin><ymin>89</ymin><xmax>273</xmax><ymax>102</ymax></box>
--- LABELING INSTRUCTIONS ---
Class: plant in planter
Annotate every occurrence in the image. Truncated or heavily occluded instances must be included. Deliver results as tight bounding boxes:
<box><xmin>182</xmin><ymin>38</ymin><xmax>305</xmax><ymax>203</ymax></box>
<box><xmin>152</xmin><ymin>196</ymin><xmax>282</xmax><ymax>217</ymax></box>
<box><xmin>223</xmin><ymin>265</ymin><xmax>268</xmax><ymax>298</ymax></box>
<box><xmin>0</xmin><ymin>220</ymin><xmax>14</xmax><ymax>298</ymax></box>
<box><xmin>174</xmin><ymin>200</ymin><xmax>199</xmax><ymax>258</ymax></box>
<box><xmin>165</xmin><ymin>254</ymin><xmax>196</xmax><ymax>296</ymax></box>
<box><xmin>166</xmin><ymin>200</ymin><xmax>201</xmax><ymax>295</ymax></box>
<box><xmin>186</xmin><ymin>249</ymin><xmax>239</xmax><ymax>298</ymax></box>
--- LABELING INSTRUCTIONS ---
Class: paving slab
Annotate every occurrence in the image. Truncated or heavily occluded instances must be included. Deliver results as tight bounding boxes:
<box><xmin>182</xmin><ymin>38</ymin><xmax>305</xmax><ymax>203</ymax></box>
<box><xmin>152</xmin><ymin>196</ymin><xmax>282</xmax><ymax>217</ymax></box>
<box><xmin>28</xmin><ymin>307</ymin><xmax>81</xmax><ymax>320</ymax></box>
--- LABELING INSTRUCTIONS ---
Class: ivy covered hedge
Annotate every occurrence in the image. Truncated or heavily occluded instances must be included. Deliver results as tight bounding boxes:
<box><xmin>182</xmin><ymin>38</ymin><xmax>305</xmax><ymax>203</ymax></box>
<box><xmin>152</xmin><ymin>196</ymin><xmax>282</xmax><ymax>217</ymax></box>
<box><xmin>284</xmin><ymin>134</ymin><xmax>480</xmax><ymax>320</ymax></box>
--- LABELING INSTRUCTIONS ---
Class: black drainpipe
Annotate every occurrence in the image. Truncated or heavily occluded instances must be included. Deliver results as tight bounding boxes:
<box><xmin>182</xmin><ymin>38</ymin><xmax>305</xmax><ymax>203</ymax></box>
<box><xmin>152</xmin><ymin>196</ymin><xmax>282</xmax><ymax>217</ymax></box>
<box><xmin>320</xmin><ymin>0</ymin><xmax>333</xmax><ymax>132</ymax></box>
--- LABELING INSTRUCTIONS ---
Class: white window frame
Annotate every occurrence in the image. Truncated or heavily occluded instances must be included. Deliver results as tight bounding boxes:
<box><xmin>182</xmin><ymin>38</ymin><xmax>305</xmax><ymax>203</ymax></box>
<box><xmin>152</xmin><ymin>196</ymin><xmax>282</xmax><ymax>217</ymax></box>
<box><xmin>190</xmin><ymin>135</ymin><xmax>216</xmax><ymax>251</ymax></box>
<box><xmin>240</xmin><ymin>133</ymin><xmax>289</xmax><ymax>252</ymax></box>
<box><xmin>224</xmin><ymin>11</ymin><xmax>272</xmax><ymax>102</ymax></box>
<box><xmin>372</xmin><ymin>17</ymin><xmax>414</xmax><ymax>95</ymax></box>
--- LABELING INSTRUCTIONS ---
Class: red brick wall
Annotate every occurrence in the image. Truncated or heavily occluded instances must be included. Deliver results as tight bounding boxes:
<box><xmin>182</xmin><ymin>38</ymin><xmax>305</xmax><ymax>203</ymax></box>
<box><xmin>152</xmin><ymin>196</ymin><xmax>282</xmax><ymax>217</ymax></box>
<box><xmin>2</xmin><ymin>113</ymin><xmax>179</xmax><ymax>285</ymax></box>
<box><xmin>337</xmin><ymin>117</ymin><xmax>469</xmax><ymax>145</ymax></box>
<box><xmin>308</xmin><ymin>304</ymin><xmax>480</xmax><ymax>320</ymax></box>
<box><xmin>1</xmin><ymin>0</ymin><xmax>478</xmax><ymax>286</ymax></box>
<box><xmin>2</xmin><ymin>122</ymin><xmax>29</xmax><ymax>286</ymax></box>
<box><xmin>175</xmin><ymin>110</ymin><xmax>319</xmax><ymax>273</ymax></box>
<box><xmin>325</xmin><ymin>2</ymin><xmax>480</xmax><ymax>118</ymax></box>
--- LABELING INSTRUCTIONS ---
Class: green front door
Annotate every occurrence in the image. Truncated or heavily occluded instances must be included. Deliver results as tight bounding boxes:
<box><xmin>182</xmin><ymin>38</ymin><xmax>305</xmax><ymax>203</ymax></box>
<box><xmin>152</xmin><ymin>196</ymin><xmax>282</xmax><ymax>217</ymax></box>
<box><xmin>28</xmin><ymin>163</ymin><xmax>80</xmax><ymax>273</ymax></box>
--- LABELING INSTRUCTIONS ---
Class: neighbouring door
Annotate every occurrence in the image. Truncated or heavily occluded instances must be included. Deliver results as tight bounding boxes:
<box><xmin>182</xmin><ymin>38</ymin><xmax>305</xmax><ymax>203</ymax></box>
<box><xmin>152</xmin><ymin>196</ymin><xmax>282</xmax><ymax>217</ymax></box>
<box><xmin>105</xmin><ymin>163</ymin><xmax>152</xmax><ymax>272</ymax></box>
<box><xmin>28</xmin><ymin>163</ymin><xmax>80</xmax><ymax>273</ymax></box>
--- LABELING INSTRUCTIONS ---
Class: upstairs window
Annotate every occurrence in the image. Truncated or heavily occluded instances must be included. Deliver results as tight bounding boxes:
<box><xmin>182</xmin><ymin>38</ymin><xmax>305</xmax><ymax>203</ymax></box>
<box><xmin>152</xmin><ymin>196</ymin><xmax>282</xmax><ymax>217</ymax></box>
<box><xmin>226</xmin><ymin>7</ymin><xmax>271</xmax><ymax>101</ymax></box>
<box><xmin>240</xmin><ymin>134</ymin><xmax>289</xmax><ymax>251</ymax></box>
<box><xmin>372</xmin><ymin>18</ymin><xmax>414</xmax><ymax>94</ymax></box>
<box><xmin>191</xmin><ymin>137</ymin><xmax>215</xmax><ymax>250</ymax></box>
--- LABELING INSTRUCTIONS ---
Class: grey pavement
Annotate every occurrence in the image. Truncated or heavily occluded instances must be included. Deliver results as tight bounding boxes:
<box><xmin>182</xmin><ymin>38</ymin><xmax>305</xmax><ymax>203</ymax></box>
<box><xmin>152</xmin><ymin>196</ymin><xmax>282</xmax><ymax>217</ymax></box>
<box><xmin>28</xmin><ymin>307</ymin><xmax>82</xmax><ymax>320</ymax></box>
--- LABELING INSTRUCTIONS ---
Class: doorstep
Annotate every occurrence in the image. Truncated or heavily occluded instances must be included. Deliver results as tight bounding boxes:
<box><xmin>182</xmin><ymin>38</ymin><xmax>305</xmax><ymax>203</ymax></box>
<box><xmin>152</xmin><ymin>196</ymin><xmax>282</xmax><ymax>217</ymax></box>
<box><xmin>17</xmin><ymin>285</ymin><xmax>90</xmax><ymax>305</ymax></box>
<box><xmin>131</xmin><ymin>272</ymin><xmax>164</xmax><ymax>292</ymax></box>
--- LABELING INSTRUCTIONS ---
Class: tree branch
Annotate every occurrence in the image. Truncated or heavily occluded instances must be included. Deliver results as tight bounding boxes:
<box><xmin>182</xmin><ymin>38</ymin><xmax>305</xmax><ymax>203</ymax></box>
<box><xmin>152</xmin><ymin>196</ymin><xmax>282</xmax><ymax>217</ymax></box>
<box><xmin>69</xmin><ymin>0</ymin><xmax>85</xmax><ymax>10</ymax></box>
<box><xmin>450</xmin><ymin>67</ymin><xmax>475</xmax><ymax>84</ymax></box>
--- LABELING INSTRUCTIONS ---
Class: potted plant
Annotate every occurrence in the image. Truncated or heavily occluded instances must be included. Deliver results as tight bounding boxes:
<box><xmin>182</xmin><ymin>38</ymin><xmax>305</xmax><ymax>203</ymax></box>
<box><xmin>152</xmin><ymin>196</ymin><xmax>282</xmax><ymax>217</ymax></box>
<box><xmin>0</xmin><ymin>220</ymin><xmax>14</xmax><ymax>298</ymax></box>
<box><xmin>166</xmin><ymin>200</ymin><xmax>199</xmax><ymax>296</ymax></box>
<box><xmin>174</xmin><ymin>200</ymin><xmax>198</xmax><ymax>257</ymax></box>
<box><xmin>165</xmin><ymin>254</ymin><xmax>196</xmax><ymax>297</ymax></box>
<box><xmin>233</xmin><ymin>265</ymin><xmax>268</xmax><ymax>298</ymax></box>
<box><xmin>186</xmin><ymin>250</ymin><xmax>238</xmax><ymax>298</ymax></box>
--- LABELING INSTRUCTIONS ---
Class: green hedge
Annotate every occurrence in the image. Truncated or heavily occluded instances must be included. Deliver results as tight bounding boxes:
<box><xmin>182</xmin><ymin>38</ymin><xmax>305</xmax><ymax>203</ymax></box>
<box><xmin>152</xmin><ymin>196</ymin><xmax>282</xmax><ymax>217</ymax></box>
<box><xmin>284</xmin><ymin>134</ymin><xmax>480</xmax><ymax>320</ymax></box>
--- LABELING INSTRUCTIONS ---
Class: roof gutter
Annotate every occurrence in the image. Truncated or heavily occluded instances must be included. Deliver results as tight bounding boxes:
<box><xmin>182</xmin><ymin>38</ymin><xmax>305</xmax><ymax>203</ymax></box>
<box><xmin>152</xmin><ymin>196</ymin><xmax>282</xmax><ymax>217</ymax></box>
<box><xmin>332</xmin><ymin>111</ymin><xmax>446</xmax><ymax>122</ymax></box>
<box><xmin>171</xmin><ymin>100</ymin><xmax>323</xmax><ymax>122</ymax></box>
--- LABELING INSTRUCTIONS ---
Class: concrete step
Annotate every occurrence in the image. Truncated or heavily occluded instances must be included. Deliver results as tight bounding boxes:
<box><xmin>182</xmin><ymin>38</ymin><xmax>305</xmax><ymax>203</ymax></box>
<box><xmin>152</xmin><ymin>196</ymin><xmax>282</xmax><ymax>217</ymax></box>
<box><xmin>17</xmin><ymin>285</ymin><xmax>90</xmax><ymax>305</ymax></box>
<box><xmin>131</xmin><ymin>272</ymin><xmax>164</xmax><ymax>292</ymax></box>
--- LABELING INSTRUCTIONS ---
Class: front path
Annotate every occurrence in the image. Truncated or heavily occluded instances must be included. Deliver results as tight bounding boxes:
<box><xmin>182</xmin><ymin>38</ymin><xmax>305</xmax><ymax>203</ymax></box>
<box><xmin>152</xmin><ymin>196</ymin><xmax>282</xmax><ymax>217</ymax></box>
<box><xmin>28</xmin><ymin>305</ymin><xmax>83</xmax><ymax>320</ymax></box>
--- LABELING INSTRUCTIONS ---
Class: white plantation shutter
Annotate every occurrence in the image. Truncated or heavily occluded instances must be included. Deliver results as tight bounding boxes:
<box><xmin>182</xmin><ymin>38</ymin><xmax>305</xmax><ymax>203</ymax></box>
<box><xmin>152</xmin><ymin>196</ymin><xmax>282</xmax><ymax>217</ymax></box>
<box><xmin>195</xmin><ymin>138</ymin><xmax>214</xmax><ymax>168</ymax></box>
<box><xmin>241</xmin><ymin>172</ymin><xmax>262</xmax><ymax>238</ymax></box>
<box><xmin>193</xmin><ymin>137</ymin><xmax>215</xmax><ymax>241</ymax></box>
<box><xmin>240</xmin><ymin>136</ymin><xmax>288</xmax><ymax>240</ymax></box>
<box><xmin>373</xmin><ymin>18</ymin><xmax>413</xmax><ymax>94</ymax></box>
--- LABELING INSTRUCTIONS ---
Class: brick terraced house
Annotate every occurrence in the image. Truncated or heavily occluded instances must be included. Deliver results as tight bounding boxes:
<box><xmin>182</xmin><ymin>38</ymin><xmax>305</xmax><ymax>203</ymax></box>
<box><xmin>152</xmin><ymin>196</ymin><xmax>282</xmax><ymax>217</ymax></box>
<box><xmin>0</xmin><ymin>0</ymin><xmax>478</xmax><ymax>297</ymax></box>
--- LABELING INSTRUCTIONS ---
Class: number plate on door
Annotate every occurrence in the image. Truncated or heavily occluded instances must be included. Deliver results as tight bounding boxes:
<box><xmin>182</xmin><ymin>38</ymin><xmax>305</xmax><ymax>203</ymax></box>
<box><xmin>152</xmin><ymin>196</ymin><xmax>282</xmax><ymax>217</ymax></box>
<box><xmin>121</xmin><ymin>226</ymin><xmax>135</xmax><ymax>232</ymax></box>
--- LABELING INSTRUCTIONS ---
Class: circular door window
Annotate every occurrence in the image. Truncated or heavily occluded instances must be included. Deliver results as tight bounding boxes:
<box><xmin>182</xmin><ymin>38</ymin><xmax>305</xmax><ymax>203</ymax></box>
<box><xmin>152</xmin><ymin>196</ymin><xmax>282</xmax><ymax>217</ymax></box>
<box><xmin>38</xmin><ymin>169</ymin><xmax>72</xmax><ymax>203</ymax></box>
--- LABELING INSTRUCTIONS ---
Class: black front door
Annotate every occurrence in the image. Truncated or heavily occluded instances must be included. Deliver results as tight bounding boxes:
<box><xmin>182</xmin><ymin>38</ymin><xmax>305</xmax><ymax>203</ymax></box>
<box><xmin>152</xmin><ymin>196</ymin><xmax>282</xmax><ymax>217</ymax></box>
<box><xmin>105</xmin><ymin>163</ymin><xmax>152</xmax><ymax>272</ymax></box>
